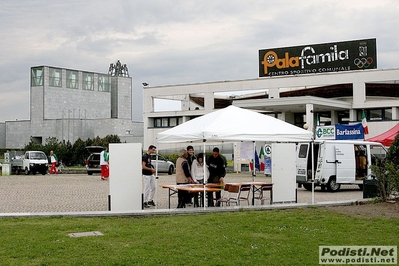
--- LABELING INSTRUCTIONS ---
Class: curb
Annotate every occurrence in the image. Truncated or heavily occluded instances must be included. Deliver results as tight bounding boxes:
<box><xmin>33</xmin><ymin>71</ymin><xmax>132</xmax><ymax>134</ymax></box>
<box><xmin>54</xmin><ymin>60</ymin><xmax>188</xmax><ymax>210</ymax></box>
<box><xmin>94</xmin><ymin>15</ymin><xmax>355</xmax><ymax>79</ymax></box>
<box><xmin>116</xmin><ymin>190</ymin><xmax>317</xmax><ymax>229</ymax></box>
<box><xmin>0</xmin><ymin>199</ymin><xmax>372</xmax><ymax>219</ymax></box>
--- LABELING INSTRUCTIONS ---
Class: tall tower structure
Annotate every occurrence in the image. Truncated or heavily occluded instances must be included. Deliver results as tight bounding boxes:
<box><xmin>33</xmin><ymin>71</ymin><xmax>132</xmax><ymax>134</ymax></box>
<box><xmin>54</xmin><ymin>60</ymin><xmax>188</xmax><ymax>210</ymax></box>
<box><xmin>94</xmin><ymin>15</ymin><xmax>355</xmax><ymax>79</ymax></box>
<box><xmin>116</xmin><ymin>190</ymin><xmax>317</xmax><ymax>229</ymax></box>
<box><xmin>109</xmin><ymin>60</ymin><xmax>132</xmax><ymax>119</ymax></box>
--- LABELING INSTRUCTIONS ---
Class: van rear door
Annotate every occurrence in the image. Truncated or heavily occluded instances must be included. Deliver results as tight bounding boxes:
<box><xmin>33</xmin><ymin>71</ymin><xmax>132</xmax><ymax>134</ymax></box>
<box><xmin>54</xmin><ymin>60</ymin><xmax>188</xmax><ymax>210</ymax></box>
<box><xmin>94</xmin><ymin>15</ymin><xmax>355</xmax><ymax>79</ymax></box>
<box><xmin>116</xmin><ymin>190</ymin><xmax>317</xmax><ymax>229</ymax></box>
<box><xmin>296</xmin><ymin>143</ymin><xmax>310</xmax><ymax>183</ymax></box>
<box><xmin>334</xmin><ymin>144</ymin><xmax>356</xmax><ymax>183</ymax></box>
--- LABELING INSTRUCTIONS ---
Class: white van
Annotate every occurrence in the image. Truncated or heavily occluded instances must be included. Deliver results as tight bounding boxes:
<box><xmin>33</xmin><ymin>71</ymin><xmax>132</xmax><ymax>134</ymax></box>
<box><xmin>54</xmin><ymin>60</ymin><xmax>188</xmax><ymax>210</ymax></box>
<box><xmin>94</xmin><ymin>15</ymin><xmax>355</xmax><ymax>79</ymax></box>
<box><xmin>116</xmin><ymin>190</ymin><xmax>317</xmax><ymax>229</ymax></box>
<box><xmin>296</xmin><ymin>140</ymin><xmax>387</xmax><ymax>192</ymax></box>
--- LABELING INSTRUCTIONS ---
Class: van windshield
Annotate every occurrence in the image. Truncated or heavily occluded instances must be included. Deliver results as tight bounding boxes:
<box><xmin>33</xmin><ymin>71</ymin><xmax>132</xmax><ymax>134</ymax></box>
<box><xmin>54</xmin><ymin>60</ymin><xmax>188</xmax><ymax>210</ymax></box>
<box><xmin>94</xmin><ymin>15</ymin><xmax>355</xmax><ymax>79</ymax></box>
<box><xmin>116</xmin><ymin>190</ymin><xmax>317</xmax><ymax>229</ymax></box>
<box><xmin>31</xmin><ymin>152</ymin><xmax>47</xmax><ymax>160</ymax></box>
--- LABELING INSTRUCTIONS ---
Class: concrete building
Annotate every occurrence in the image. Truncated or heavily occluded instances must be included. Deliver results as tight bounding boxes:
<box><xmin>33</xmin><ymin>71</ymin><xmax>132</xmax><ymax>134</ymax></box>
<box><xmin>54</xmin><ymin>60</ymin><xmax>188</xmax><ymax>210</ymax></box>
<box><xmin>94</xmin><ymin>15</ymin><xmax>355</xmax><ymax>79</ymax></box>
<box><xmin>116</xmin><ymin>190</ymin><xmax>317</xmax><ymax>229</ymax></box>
<box><xmin>3</xmin><ymin>63</ymin><xmax>143</xmax><ymax>149</ymax></box>
<box><xmin>143</xmin><ymin>68</ymin><xmax>399</xmax><ymax>152</ymax></box>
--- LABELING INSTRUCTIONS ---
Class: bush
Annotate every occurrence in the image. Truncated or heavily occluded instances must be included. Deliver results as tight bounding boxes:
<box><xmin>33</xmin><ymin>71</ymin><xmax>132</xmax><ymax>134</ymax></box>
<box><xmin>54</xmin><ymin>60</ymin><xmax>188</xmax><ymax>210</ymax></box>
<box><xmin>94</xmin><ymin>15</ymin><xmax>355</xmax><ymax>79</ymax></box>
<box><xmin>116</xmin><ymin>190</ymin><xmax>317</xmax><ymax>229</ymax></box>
<box><xmin>371</xmin><ymin>133</ymin><xmax>399</xmax><ymax>201</ymax></box>
<box><xmin>164</xmin><ymin>152</ymin><xmax>178</xmax><ymax>164</ymax></box>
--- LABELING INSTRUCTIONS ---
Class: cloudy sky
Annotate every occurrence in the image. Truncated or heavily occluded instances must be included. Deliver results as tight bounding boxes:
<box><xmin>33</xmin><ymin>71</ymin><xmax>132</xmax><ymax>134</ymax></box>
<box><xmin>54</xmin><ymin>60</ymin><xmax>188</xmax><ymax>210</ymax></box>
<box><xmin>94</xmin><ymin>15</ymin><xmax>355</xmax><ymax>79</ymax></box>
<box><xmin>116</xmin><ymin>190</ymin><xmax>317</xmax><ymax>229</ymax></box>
<box><xmin>0</xmin><ymin>0</ymin><xmax>398</xmax><ymax>122</ymax></box>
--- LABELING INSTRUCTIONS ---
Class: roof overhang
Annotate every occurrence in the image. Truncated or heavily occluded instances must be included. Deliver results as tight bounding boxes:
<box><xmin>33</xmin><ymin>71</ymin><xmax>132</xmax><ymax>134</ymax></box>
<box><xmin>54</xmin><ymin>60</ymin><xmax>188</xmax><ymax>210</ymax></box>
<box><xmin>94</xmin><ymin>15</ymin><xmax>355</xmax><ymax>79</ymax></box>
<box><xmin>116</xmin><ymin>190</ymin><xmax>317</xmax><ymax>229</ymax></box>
<box><xmin>233</xmin><ymin>96</ymin><xmax>352</xmax><ymax>113</ymax></box>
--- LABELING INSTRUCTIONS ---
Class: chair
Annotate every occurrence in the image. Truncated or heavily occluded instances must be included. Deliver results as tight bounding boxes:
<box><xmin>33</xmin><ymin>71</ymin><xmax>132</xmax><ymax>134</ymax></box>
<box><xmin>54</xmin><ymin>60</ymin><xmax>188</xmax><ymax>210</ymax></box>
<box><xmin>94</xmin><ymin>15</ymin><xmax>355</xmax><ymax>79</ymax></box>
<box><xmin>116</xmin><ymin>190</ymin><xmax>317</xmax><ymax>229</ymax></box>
<box><xmin>229</xmin><ymin>184</ymin><xmax>251</xmax><ymax>206</ymax></box>
<box><xmin>253</xmin><ymin>184</ymin><xmax>273</xmax><ymax>205</ymax></box>
<box><xmin>216</xmin><ymin>184</ymin><xmax>231</xmax><ymax>206</ymax></box>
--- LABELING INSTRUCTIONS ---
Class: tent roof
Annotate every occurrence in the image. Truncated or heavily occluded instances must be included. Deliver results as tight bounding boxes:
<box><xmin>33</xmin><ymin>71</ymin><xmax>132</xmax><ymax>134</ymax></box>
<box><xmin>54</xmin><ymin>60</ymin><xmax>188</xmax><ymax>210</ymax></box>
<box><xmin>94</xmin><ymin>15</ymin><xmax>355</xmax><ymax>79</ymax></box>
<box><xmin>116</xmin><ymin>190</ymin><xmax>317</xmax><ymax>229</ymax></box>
<box><xmin>366</xmin><ymin>123</ymin><xmax>399</xmax><ymax>147</ymax></box>
<box><xmin>157</xmin><ymin>105</ymin><xmax>313</xmax><ymax>143</ymax></box>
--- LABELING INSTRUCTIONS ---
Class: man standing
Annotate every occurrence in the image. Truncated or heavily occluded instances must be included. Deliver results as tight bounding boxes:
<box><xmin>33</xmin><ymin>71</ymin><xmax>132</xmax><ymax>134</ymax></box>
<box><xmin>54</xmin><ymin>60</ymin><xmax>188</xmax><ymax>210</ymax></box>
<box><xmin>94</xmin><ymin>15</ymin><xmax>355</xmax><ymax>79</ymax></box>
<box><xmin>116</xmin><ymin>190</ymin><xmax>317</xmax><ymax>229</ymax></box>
<box><xmin>186</xmin><ymin>145</ymin><xmax>196</xmax><ymax>167</ymax></box>
<box><xmin>185</xmin><ymin>145</ymin><xmax>196</xmax><ymax>206</ymax></box>
<box><xmin>100</xmin><ymin>147</ymin><xmax>109</xmax><ymax>180</ymax></box>
<box><xmin>175</xmin><ymin>149</ymin><xmax>194</xmax><ymax>208</ymax></box>
<box><xmin>142</xmin><ymin>145</ymin><xmax>157</xmax><ymax>208</ymax></box>
<box><xmin>49</xmin><ymin>150</ymin><xmax>58</xmax><ymax>174</ymax></box>
<box><xmin>207</xmin><ymin>147</ymin><xmax>226</xmax><ymax>207</ymax></box>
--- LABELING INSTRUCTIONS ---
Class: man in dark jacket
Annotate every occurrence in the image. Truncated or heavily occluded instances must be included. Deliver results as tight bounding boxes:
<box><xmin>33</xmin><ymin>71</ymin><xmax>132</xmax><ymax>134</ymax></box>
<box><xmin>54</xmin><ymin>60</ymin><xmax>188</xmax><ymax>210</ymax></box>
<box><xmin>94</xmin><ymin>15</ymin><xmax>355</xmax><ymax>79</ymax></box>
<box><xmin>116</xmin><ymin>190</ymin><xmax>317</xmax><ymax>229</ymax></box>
<box><xmin>207</xmin><ymin>147</ymin><xmax>225</xmax><ymax>207</ymax></box>
<box><xmin>142</xmin><ymin>145</ymin><xmax>156</xmax><ymax>208</ymax></box>
<box><xmin>185</xmin><ymin>145</ymin><xmax>196</xmax><ymax>205</ymax></box>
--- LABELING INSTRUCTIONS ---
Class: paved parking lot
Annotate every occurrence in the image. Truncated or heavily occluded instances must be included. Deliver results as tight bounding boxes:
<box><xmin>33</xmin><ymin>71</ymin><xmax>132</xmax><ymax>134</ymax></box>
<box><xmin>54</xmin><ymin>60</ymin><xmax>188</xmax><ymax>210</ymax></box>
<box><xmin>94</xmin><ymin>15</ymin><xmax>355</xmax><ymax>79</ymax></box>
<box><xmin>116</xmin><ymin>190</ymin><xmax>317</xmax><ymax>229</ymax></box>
<box><xmin>0</xmin><ymin>172</ymin><xmax>364</xmax><ymax>214</ymax></box>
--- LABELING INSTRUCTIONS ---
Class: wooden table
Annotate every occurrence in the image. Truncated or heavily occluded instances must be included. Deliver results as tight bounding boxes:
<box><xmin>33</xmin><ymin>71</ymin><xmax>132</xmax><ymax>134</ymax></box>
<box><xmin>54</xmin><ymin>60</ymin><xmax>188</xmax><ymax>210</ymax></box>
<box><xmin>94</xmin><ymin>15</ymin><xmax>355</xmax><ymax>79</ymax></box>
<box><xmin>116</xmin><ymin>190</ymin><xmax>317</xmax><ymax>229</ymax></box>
<box><xmin>160</xmin><ymin>184</ymin><xmax>222</xmax><ymax>209</ymax></box>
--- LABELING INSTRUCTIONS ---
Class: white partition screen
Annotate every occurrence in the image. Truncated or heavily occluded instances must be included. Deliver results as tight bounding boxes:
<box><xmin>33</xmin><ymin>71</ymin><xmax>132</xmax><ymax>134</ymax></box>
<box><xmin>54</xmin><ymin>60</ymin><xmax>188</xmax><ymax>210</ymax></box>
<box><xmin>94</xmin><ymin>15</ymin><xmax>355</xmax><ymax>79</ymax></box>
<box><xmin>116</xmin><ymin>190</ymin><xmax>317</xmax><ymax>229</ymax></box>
<box><xmin>271</xmin><ymin>143</ymin><xmax>297</xmax><ymax>204</ymax></box>
<box><xmin>109</xmin><ymin>143</ymin><xmax>142</xmax><ymax>211</ymax></box>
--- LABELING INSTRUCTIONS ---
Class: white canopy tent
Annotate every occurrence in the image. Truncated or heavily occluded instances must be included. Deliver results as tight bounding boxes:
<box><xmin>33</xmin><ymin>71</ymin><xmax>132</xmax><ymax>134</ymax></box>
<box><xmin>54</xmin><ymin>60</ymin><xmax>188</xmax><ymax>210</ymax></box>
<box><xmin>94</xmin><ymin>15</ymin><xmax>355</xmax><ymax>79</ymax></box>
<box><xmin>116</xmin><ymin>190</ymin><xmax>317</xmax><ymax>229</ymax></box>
<box><xmin>157</xmin><ymin>105</ymin><xmax>314</xmax><ymax>208</ymax></box>
<box><xmin>157</xmin><ymin>105</ymin><xmax>313</xmax><ymax>143</ymax></box>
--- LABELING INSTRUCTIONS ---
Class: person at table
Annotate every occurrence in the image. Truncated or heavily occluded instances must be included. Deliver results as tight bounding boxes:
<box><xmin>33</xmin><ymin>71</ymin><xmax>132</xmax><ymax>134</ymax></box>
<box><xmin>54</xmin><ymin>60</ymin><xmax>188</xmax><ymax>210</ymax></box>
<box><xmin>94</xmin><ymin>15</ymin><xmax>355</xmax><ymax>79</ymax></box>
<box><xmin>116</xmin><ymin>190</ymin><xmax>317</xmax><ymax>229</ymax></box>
<box><xmin>176</xmin><ymin>148</ymin><xmax>195</xmax><ymax>208</ymax></box>
<box><xmin>186</xmin><ymin>145</ymin><xmax>196</xmax><ymax>167</ymax></box>
<box><xmin>185</xmin><ymin>145</ymin><xmax>196</xmax><ymax>206</ymax></box>
<box><xmin>191</xmin><ymin>152</ymin><xmax>209</xmax><ymax>184</ymax></box>
<box><xmin>191</xmin><ymin>152</ymin><xmax>209</xmax><ymax>207</ymax></box>
<box><xmin>207</xmin><ymin>147</ymin><xmax>226</xmax><ymax>207</ymax></box>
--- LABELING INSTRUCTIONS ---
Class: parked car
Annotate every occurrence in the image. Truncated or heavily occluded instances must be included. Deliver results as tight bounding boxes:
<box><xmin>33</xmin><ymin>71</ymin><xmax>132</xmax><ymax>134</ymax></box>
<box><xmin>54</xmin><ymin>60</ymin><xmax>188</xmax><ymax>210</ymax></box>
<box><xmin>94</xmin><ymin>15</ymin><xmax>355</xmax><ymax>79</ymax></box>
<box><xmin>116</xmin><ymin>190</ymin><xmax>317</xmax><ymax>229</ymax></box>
<box><xmin>85</xmin><ymin>146</ymin><xmax>103</xmax><ymax>175</ymax></box>
<box><xmin>85</xmin><ymin>146</ymin><xmax>175</xmax><ymax>176</ymax></box>
<box><xmin>149</xmin><ymin>154</ymin><xmax>175</xmax><ymax>175</ymax></box>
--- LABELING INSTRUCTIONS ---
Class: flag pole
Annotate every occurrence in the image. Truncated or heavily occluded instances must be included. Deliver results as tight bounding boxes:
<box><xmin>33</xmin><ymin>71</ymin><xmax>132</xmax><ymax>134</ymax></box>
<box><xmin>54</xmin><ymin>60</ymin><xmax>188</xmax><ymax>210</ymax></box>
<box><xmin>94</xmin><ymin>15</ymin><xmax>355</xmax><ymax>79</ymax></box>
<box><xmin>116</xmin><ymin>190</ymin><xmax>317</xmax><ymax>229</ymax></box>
<box><xmin>252</xmin><ymin>141</ymin><xmax>256</xmax><ymax>182</ymax></box>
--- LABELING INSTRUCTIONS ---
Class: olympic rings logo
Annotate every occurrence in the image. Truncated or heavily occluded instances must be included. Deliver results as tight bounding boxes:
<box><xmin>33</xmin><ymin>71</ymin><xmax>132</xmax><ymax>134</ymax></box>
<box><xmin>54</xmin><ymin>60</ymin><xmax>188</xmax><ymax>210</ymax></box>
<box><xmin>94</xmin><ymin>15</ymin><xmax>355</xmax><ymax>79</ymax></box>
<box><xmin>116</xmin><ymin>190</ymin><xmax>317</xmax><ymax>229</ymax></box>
<box><xmin>354</xmin><ymin>57</ymin><xmax>373</xmax><ymax>68</ymax></box>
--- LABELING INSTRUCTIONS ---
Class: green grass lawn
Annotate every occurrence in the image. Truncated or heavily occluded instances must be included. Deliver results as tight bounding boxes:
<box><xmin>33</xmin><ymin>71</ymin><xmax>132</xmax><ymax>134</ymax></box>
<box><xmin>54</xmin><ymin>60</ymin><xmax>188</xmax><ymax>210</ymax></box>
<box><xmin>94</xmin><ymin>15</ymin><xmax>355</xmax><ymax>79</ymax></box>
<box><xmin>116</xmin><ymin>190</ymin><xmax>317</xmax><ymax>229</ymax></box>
<box><xmin>0</xmin><ymin>207</ymin><xmax>398</xmax><ymax>265</ymax></box>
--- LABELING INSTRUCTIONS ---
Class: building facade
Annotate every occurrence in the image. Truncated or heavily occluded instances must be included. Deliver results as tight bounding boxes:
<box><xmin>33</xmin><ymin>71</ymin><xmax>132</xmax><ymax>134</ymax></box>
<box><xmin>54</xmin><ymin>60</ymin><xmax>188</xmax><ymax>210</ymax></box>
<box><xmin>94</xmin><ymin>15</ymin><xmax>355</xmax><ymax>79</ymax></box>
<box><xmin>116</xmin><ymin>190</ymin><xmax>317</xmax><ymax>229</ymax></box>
<box><xmin>144</xmin><ymin>68</ymin><xmax>399</xmax><ymax>151</ymax></box>
<box><xmin>3</xmin><ymin>65</ymin><xmax>143</xmax><ymax>149</ymax></box>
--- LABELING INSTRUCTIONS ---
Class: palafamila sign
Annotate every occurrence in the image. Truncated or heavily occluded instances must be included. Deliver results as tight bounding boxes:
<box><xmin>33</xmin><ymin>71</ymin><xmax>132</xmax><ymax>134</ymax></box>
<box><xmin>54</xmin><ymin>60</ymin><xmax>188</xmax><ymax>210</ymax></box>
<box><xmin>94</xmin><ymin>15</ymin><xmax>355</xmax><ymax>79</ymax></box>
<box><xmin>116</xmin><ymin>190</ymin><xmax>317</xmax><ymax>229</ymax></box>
<box><xmin>259</xmin><ymin>38</ymin><xmax>376</xmax><ymax>77</ymax></box>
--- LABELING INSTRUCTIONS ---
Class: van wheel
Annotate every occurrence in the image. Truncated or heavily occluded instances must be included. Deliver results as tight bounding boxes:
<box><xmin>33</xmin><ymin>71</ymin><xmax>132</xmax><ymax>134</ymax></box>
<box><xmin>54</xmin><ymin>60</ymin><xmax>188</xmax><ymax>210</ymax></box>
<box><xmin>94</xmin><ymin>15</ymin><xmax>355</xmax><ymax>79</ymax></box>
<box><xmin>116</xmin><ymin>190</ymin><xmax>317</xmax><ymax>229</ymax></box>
<box><xmin>327</xmin><ymin>178</ymin><xmax>340</xmax><ymax>192</ymax></box>
<box><xmin>168</xmin><ymin>165</ymin><xmax>174</xmax><ymax>175</ymax></box>
<box><xmin>302</xmin><ymin>183</ymin><xmax>313</xmax><ymax>191</ymax></box>
<box><xmin>25</xmin><ymin>168</ymin><xmax>30</xmax><ymax>175</ymax></box>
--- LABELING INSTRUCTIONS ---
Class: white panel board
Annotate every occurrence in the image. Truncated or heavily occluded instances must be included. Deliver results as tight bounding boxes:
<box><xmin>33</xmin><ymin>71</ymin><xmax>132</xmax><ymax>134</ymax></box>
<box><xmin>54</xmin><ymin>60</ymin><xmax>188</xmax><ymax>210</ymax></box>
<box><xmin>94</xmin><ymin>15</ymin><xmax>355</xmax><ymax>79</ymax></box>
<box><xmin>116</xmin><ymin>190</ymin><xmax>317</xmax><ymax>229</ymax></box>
<box><xmin>271</xmin><ymin>143</ymin><xmax>296</xmax><ymax>203</ymax></box>
<box><xmin>109</xmin><ymin>143</ymin><xmax>142</xmax><ymax>211</ymax></box>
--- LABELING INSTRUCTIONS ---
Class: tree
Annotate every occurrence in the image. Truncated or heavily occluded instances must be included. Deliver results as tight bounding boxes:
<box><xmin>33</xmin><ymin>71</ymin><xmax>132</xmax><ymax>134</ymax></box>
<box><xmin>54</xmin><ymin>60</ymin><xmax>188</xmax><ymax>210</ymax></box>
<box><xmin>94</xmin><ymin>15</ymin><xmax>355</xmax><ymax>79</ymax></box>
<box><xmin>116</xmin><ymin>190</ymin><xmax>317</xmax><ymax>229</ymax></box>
<box><xmin>25</xmin><ymin>138</ymin><xmax>44</xmax><ymax>151</ymax></box>
<box><xmin>72</xmin><ymin>138</ymin><xmax>87</xmax><ymax>166</ymax></box>
<box><xmin>23</xmin><ymin>135</ymin><xmax>122</xmax><ymax>166</ymax></box>
<box><xmin>371</xmin><ymin>133</ymin><xmax>399</xmax><ymax>201</ymax></box>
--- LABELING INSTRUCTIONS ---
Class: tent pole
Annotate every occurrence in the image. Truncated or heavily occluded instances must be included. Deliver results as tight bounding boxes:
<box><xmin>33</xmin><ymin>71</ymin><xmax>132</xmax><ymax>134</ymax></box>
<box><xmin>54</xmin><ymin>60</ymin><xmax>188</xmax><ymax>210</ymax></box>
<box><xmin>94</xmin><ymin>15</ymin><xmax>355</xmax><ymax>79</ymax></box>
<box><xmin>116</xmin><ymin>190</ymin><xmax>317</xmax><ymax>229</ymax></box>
<box><xmin>203</xmin><ymin>139</ymin><xmax>206</xmax><ymax>209</ymax></box>
<box><xmin>311</xmin><ymin>140</ymin><xmax>315</xmax><ymax>205</ymax></box>
<box><xmin>155</xmin><ymin>140</ymin><xmax>159</xmax><ymax>209</ymax></box>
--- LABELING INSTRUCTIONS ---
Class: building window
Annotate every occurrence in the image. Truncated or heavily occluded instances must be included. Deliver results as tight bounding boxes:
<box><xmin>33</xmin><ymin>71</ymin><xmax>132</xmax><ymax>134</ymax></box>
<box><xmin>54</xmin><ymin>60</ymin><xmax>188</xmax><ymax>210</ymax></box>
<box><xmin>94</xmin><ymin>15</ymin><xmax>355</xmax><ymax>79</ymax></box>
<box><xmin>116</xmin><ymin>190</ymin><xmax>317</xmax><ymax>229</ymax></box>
<box><xmin>49</xmin><ymin>67</ymin><xmax>62</xmax><ymax>87</ymax></box>
<box><xmin>31</xmin><ymin>67</ymin><xmax>43</xmax><ymax>86</ymax></box>
<box><xmin>384</xmin><ymin>109</ymin><xmax>392</xmax><ymax>120</ymax></box>
<box><xmin>338</xmin><ymin>110</ymin><xmax>350</xmax><ymax>124</ymax></box>
<box><xmin>66</xmin><ymin>70</ymin><xmax>78</xmax><ymax>89</ymax></box>
<box><xmin>155</xmin><ymin>119</ymin><xmax>162</xmax><ymax>127</ymax></box>
<box><xmin>153</xmin><ymin>117</ymin><xmax>182</xmax><ymax>128</ymax></box>
<box><xmin>294</xmin><ymin>113</ymin><xmax>306</xmax><ymax>128</ymax></box>
<box><xmin>162</xmin><ymin>118</ymin><xmax>168</xmax><ymax>127</ymax></box>
<box><xmin>169</xmin><ymin>117</ymin><xmax>177</xmax><ymax>127</ymax></box>
<box><xmin>83</xmin><ymin>72</ymin><xmax>94</xmax><ymax>90</ymax></box>
<box><xmin>98</xmin><ymin>74</ymin><xmax>111</xmax><ymax>92</ymax></box>
<box><xmin>357</xmin><ymin>108</ymin><xmax>392</xmax><ymax>121</ymax></box>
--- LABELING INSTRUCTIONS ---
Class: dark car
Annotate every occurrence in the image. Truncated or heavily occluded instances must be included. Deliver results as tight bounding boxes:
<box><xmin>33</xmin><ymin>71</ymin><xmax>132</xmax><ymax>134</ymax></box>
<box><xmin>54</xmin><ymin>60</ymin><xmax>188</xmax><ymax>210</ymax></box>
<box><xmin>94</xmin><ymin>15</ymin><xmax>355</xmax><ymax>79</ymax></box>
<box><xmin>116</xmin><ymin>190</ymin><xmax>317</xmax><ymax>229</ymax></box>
<box><xmin>85</xmin><ymin>146</ymin><xmax>104</xmax><ymax>175</ymax></box>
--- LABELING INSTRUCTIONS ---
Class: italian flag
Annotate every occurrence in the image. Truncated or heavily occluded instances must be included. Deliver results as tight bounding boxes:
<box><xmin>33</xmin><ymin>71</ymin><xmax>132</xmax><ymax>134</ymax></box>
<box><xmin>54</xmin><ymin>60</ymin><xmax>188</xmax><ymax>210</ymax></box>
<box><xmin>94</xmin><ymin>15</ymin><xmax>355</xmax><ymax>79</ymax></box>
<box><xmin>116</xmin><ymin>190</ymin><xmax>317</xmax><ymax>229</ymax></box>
<box><xmin>362</xmin><ymin>110</ymin><xmax>369</xmax><ymax>135</ymax></box>
<box><xmin>258</xmin><ymin>146</ymin><xmax>265</xmax><ymax>171</ymax></box>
